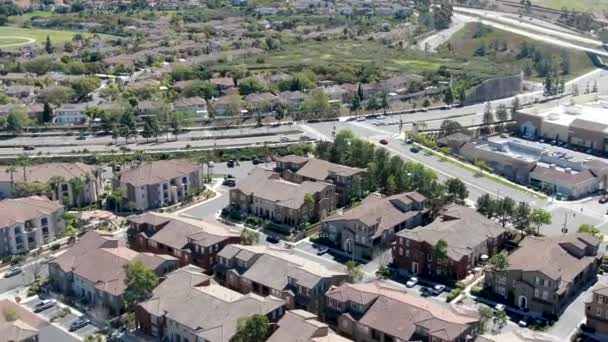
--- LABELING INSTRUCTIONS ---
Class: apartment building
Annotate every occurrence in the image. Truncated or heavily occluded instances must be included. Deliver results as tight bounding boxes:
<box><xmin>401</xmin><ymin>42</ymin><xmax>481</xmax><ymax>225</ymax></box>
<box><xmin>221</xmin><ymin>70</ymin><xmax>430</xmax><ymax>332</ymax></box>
<box><xmin>127</xmin><ymin>212</ymin><xmax>241</xmax><ymax>271</ymax></box>
<box><xmin>53</xmin><ymin>103</ymin><xmax>88</xmax><ymax>124</ymax></box>
<box><xmin>135</xmin><ymin>265</ymin><xmax>285</xmax><ymax>342</ymax></box>
<box><xmin>229</xmin><ymin>168</ymin><xmax>336</xmax><ymax>228</ymax></box>
<box><xmin>585</xmin><ymin>280</ymin><xmax>608</xmax><ymax>336</ymax></box>
<box><xmin>0</xmin><ymin>196</ymin><xmax>65</xmax><ymax>256</ymax></box>
<box><xmin>268</xmin><ymin>309</ymin><xmax>353</xmax><ymax>342</ymax></box>
<box><xmin>275</xmin><ymin>155</ymin><xmax>366</xmax><ymax>206</ymax></box>
<box><xmin>215</xmin><ymin>244</ymin><xmax>347</xmax><ymax>314</ymax></box>
<box><xmin>325</xmin><ymin>281</ymin><xmax>480</xmax><ymax>342</ymax></box>
<box><xmin>393</xmin><ymin>205</ymin><xmax>506</xmax><ymax>280</ymax></box>
<box><xmin>49</xmin><ymin>231</ymin><xmax>178</xmax><ymax>316</ymax></box>
<box><xmin>321</xmin><ymin>192</ymin><xmax>427</xmax><ymax>260</ymax></box>
<box><xmin>485</xmin><ymin>234</ymin><xmax>601</xmax><ymax>319</ymax></box>
<box><xmin>119</xmin><ymin>159</ymin><xmax>203</xmax><ymax>211</ymax></box>
<box><xmin>0</xmin><ymin>162</ymin><xmax>100</xmax><ymax>207</ymax></box>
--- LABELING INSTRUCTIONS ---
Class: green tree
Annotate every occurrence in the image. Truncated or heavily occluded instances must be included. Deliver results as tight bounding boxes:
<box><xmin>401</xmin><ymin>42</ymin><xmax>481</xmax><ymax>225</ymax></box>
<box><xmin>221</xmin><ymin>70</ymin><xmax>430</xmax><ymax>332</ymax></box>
<box><xmin>433</xmin><ymin>239</ymin><xmax>448</xmax><ymax>259</ymax></box>
<box><xmin>302</xmin><ymin>89</ymin><xmax>332</xmax><ymax>119</ymax></box>
<box><xmin>38</xmin><ymin>86</ymin><xmax>75</xmax><ymax>106</ymax></box>
<box><xmin>496</xmin><ymin>197</ymin><xmax>515</xmax><ymax>227</ymax></box>
<box><xmin>385</xmin><ymin>175</ymin><xmax>397</xmax><ymax>194</ymax></box>
<box><xmin>510</xmin><ymin>97</ymin><xmax>520</xmax><ymax>118</ymax></box>
<box><xmin>476</xmin><ymin>193</ymin><xmax>495</xmax><ymax>218</ymax></box>
<box><xmin>482</xmin><ymin>102</ymin><xmax>494</xmax><ymax>133</ymax></box>
<box><xmin>439</xmin><ymin>120</ymin><xmax>464</xmax><ymax>136</ymax></box>
<box><xmin>578</xmin><ymin>224</ymin><xmax>603</xmax><ymax>240</ymax></box>
<box><xmin>304</xmin><ymin>192</ymin><xmax>315</xmax><ymax>223</ymax></box>
<box><xmin>495</xmin><ymin>104</ymin><xmax>509</xmax><ymax>122</ymax></box>
<box><xmin>238</xmin><ymin>77</ymin><xmax>265</xmax><ymax>95</ymax></box>
<box><xmin>183</xmin><ymin>80</ymin><xmax>218</xmax><ymax>99</ymax></box>
<box><xmin>490</xmin><ymin>251</ymin><xmax>509</xmax><ymax>270</ymax></box>
<box><xmin>45</xmin><ymin>35</ymin><xmax>53</xmax><ymax>54</ymax></box>
<box><xmin>366</xmin><ymin>97</ymin><xmax>378</xmax><ymax>114</ymax></box>
<box><xmin>119</xmin><ymin>111</ymin><xmax>137</xmax><ymax>144</ymax></box>
<box><xmin>141</xmin><ymin>118</ymin><xmax>154</xmax><ymax>143</ymax></box>
<box><xmin>240</xmin><ymin>229</ymin><xmax>260</xmax><ymax>245</ymax></box>
<box><xmin>426</xmin><ymin>182</ymin><xmax>447</xmax><ymax>219</ymax></box>
<box><xmin>42</xmin><ymin>103</ymin><xmax>53</xmax><ymax>123</ymax></box>
<box><xmin>529</xmin><ymin>208</ymin><xmax>551</xmax><ymax>235</ymax></box>
<box><xmin>444</xmin><ymin>86</ymin><xmax>454</xmax><ymax>106</ymax></box>
<box><xmin>169</xmin><ymin>111</ymin><xmax>191</xmax><ymax>141</ymax></box>
<box><xmin>444</xmin><ymin>178</ymin><xmax>468</xmax><ymax>205</ymax></box>
<box><xmin>381</xmin><ymin>92</ymin><xmax>389</xmax><ymax>115</ymax></box>
<box><xmin>69</xmin><ymin>177</ymin><xmax>84</xmax><ymax>208</ymax></box>
<box><xmin>71</xmin><ymin>77</ymin><xmax>101</xmax><ymax>100</ymax></box>
<box><xmin>478</xmin><ymin>306</ymin><xmax>493</xmax><ymax>334</ymax></box>
<box><xmin>123</xmin><ymin>261</ymin><xmax>159</xmax><ymax>310</ymax></box>
<box><xmin>513</xmin><ymin>201</ymin><xmax>531</xmax><ymax>231</ymax></box>
<box><xmin>346</xmin><ymin>260</ymin><xmax>363</xmax><ymax>283</ymax></box>
<box><xmin>6</xmin><ymin>108</ymin><xmax>30</xmax><ymax>134</ymax></box>
<box><xmin>351</xmin><ymin>96</ymin><xmax>361</xmax><ymax>116</ymax></box>
<box><xmin>232</xmin><ymin>314</ymin><xmax>270</xmax><ymax>342</ymax></box>
<box><xmin>376</xmin><ymin>265</ymin><xmax>391</xmax><ymax>280</ymax></box>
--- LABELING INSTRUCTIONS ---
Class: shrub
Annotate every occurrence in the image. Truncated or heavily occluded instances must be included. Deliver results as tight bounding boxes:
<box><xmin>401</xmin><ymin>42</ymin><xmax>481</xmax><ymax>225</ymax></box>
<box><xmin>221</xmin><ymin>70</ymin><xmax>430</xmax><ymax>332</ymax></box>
<box><xmin>446</xmin><ymin>288</ymin><xmax>462</xmax><ymax>302</ymax></box>
<box><xmin>455</xmin><ymin>281</ymin><xmax>466</xmax><ymax>290</ymax></box>
<box><xmin>245</xmin><ymin>216</ymin><xmax>262</xmax><ymax>227</ymax></box>
<box><xmin>470</xmin><ymin>286</ymin><xmax>482</xmax><ymax>296</ymax></box>
<box><xmin>50</xmin><ymin>244</ymin><xmax>61</xmax><ymax>251</ymax></box>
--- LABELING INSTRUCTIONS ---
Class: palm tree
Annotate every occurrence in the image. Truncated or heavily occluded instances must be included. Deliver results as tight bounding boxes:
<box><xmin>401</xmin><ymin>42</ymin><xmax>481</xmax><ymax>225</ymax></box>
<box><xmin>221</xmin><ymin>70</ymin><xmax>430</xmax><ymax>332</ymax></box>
<box><xmin>16</xmin><ymin>154</ymin><xmax>31</xmax><ymax>183</ymax></box>
<box><xmin>5</xmin><ymin>166</ymin><xmax>17</xmax><ymax>192</ymax></box>
<box><xmin>69</xmin><ymin>177</ymin><xmax>84</xmax><ymax>209</ymax></box>
<box><xmin>46</xmin><ymin>176</ymin><xmax>65</xmax><ymax>201</ymax></box>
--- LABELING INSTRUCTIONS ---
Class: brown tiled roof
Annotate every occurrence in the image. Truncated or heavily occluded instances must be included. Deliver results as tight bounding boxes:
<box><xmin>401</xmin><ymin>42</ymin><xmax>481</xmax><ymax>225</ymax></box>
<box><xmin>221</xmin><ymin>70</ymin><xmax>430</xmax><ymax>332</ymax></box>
<box><xmin>0</xmin><ymin>162</ymin><xmax>96</xmax><ymax>183</ymax></box>
<box><xmin>506</xmin><ymin>234</ymin><xmax>600</xmax><ymax>283</ymax></box>
<box><xmin>0</xmin><ymin>196</ymin><xmax>63</xmax><ymax>228</ymax></box>
<box><xmin>326</xmin><ymin>281</ymin><xmax>478</xmax><ymax>341</ymax></box>
<box><xmin>268</xmin><ymin>310</ymin><xmax>352</xmax><ymax>342</ymax></box>
<box><xmin>174</xmin><ymin>96</ymin><xmax>206</xmax><ymax>107</ymax></box>
<box><xmin>139</xmin><ymin>265</ymin><xmax>284</xmax><ymax>342</ymax></box>
<box><xmin>209</xmin><ymin>77</ymin><xmax>234</xmax><ymax>87</ymax></box>
<box><xmin>275</xmin><ymin>155</ymin><xmax>310</xmax><ymax>164</ymax></box>
<box><xmin>0</xmin><ymin>300</ymin><xmax>40</xmax><ymax>342</ymax></box>
<box><xmin>234</xmin><ymin>168</ymin><xmax>331</xmax><ymax>209</ymax></box>
<box><xmin>295</xmin><ymin>159</ymin><xmax>365</xmax><ymax>181</ymax></box>
<box><xmin>324</xmin><ymin>192</ymin><xmax>426</xmax><ymax>237</ymax></box>
<box><xmin>397</xmin><ymin>205</ymin><xmax>505</xmax><ymax>261</ymax></box>
<box><xmin>120</xmin><ymin>159</ymin><xmax>201</xmax><ymax>186</ymax></box>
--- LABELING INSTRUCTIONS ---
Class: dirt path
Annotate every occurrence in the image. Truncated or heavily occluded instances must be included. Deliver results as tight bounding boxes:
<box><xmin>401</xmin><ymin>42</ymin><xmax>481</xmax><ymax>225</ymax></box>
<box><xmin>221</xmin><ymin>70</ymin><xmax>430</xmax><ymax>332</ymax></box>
<box><xmin>0</xmin><ymin>36</ymin><xmax>36</xmax><ymax>48</ymax></box>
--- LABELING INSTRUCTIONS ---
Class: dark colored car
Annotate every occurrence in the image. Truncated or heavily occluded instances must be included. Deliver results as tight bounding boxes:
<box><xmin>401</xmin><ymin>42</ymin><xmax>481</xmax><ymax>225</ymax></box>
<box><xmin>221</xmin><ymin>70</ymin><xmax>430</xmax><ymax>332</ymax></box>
<box><xmin>599</xmin><ymin>196</ymin><xmax>608</xmax><ymax>204</ymax></box>
<box><xmin>34</xmin><ymin>299</ymin><xmax>57</xmax><ymax>313</ymax></box>
<box><xmin>265</xmin><ymin>235</ymin><xmax>280</xmax><ymax>244</ymax></box>
<box><xmin>227</xmin><ymin>160</ymin><xmax>235</xmax><ymax>168</ymax></box>
<box><xmin>222</xmin><ymin>178</ymin><xmax>236</xmax><ymax>187</ymax></box>
<box><xmin>69</xmin><ymin>317</ymin><xmax>91</xmax><ymax>331</ymax></box>
<box><xmin>23</xmin><ymin>145</ymin><xmax>35</xmax><ymax>151</ymax></box>
<box><xmin>379</xmin><ymin>139</ymin><xmax>388</xmax><ymax>145</ymax></box>
<box><xmin>252</xmin><ymin>158</ymin><xmax>263</xmax><ymax>165</ymax></box>
<box><xmin>316</xmin><ymin>247</ymin><xmax>329</xmax><ymax>255</ymax></box>
<box><xmin>410</xmin><ymin>146</ymin><xmax>420</xmax><ymax>153</ymax></box>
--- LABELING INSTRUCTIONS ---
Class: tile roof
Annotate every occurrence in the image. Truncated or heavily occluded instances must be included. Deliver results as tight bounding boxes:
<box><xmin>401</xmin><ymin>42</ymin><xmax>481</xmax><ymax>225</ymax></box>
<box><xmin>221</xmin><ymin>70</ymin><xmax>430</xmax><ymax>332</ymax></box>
<box><xmin>268</xmin><ymin>310</ymin><xmax>353</xmax><ymax>342</ymax></box>
<box><xmin>0</xmin><ymin>162</ymin><xmax>96</xmax><ymax>183</ymax></box>
<box><xmin>295</xmin><ymin>159</ymin><xmax>365</xmax><ymax>181</ymax></box>
<box><xmin>506</xmin><ymin>234</ymin><xmax>600</xmax><ymax>283</ymax></box>
<box><xmin>234</xmin><ymin>168</ymin><xmax>331</xmax><ymax>209</ymax></box>
<box><xmin>324</xmin><ymin>192</ymin><xmax>426</xmax><ymax>237</ymax></box>
<box><xmin>120</xmin><ymin>159</ymin><xmax>201</xmax><ymax>186</ymax></box>
<box><xmin>139</xmin><ymin>265</ymin><xmax>284</xmax><ymax>342</ymax></box>
<box><xmin>0</xmin><ymin>300</ymin><xmax>40</xmax><ymax>342</ymax></box>
<box><xmin>275</xmin><ymin>155</ymin><xmax>311</xmax><ymax>164</ymax></box>
<box><xmin>530</xmin><ymin>166</ymin><xmax>597</xmax><ymax>185</ymax></box>
<box><xmin>397</xmin><ymin>205</ymin><xmax>505</xmax><ymax>261</ymax></box>
<box><xmin>326</xmin><ymin>281</ymin><xmax>478</xmax><ymax>341</ymax></box>
<box><xmin>0</xmin><ymin>196</ymin><xmax>63</xmax><ymax>228</ymax></box>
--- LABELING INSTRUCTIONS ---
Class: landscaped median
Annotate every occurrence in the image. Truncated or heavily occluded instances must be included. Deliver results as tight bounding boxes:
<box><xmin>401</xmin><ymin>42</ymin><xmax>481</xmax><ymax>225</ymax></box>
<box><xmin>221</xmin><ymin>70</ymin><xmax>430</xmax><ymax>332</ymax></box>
<box><xmin>411</xmin><ymin>142</ymin><xmax>547</xmax><ymax>200</ymax></box>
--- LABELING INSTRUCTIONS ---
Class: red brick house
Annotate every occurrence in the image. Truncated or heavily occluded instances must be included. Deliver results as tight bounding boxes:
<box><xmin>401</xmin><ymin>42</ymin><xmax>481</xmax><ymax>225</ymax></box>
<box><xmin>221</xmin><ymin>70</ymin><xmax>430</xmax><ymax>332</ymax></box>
<box><xmin>127</xmin><ymin>213</ymin><xmax>241</xmax><ymax>272</ymax></box>
<box><xmin>393</xmin><ymin>205</ymin><xmax>507</xmax><ymax>280</ymax></box>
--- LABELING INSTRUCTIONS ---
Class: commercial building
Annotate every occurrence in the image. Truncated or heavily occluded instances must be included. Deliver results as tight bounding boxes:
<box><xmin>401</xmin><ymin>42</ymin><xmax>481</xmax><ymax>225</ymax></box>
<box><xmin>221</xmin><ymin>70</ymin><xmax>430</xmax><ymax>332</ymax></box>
<box><xmin>325</xmin><ymin>281</ymin><xmax>480</xmax><ymax>342</ymax></box>
<box><xmin>484</xmin><ymin>234</ymin><xmax>601</xmax><ymax>319</ymax></box>
<box><xmin>135</xmin><ymin>265</ymin><xmax>285</xmax><ymax>342</ymax></box>
<box><xmin>127</xmin><ymin>212</ymin><xmax>241</xmax><ymax>271</ymax></box>
<box><xmin>393</xmin><ymin>205</ymin><xmax>506</xmax><ymax>280</ymax></box>
<box><xmin>0</xmin><ymin>196</ymin><xmax>65</xmax><ymax>256</ymax></box>
<box><xmin>215</xmin><ymin>244</ymin><xmax>347</xmax><ymax>314</ymax></box>
<box><xmin>119</xmin><ymin>159</ymin><xmax>203</xmax><ymax>210</ymax></box>
<box><xmin>229</xmin><ymin>168</ymin><xmax>336</xmax><ymax>228</ymax></box>
<box><xmin>0</xmin><ymin>162</ymin><xmax>101</xmax><ymax>207</ymax></box>
<box><xmin>321</xmin><ymin>192</ymin><xmax>427</xmax><ymax>260</ymax></box>
<box><xmin>49</xmin><ymin>231</ymin><xmax>178</xmax><ymax>316</ymax></box>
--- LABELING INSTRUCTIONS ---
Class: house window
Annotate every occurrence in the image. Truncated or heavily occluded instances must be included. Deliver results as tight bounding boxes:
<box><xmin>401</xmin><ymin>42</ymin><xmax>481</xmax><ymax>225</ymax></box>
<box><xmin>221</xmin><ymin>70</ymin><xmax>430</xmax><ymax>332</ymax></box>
<box><xmin>399</xmin><ymin>247</ymin><xmax>403</xmax><ymax>256</ymax></box>
<box><xmin>41</xmin><ymin>218</ymin><xmax>48</xmax><ymax>226</ymax></box>
<box><xmin>405</xmin><ymin>249</ymin><xmax>410</xmax><ymax>257</ymax></box>
<box><xmin>597</xmin><ymin>308</ymin><xmax>603</xmax><ymax>316</ymax></box>
<box><xmin>534</xmin><ymin>288</ymin><xmax>540</xmax><ymax>298</ymax></box>
<box><xmin>542</xmin><ymin>291</ymin><xmax>549</xmax><ymax>300</ymax></box>
<box><xmin>497</xmin><ymin>286</ymin><xmax>506</xmax><ymax>296</ymax></box>
<box><xmin>405</xmin><ymin>239</ymin><xmax>410</xmax><ymax>247</ymax></box>
<box><xmin>535</xmin><ymin>276</ymin><xmax>540</xmax><ymax>285</ymax></box>
<box><xmin>427</xmin><ymin>254</ymin><xmax>432</xmax><ymax>262</ymax></box>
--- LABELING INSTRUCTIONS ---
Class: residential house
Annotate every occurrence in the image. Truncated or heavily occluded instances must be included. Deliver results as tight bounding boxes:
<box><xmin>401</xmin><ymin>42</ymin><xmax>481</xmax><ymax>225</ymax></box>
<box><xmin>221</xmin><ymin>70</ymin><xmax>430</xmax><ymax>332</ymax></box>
<box><xmin>173</xmin><ymin>96</ymin><xmax>207</xmax><ymax>118</ymax></box>
<box><xmin>0</xmin><ymin>162</ymin><xmax>101</xmax><ymax>207</ymax></box>
<box><xmin>321</xmin><ymin>192</ymin><xmax>427</xmax><ymax>260</ymax></box>
<box><xmin>135</xmin><ymin>265</ymin><xmax>285</xmax><ymax>342</ymax></box>
<box><xmin>275</xmin><ymin>155</ymin><xmax>367</xmax><ymax>206</ymax></box>
<box><xmin>215</xmin><ymin>244</ymin><xmax>347</xmax><ymax>314</ymax></box>
<box><xmin>54</xmin><ymin>103</ymin><xmax>88</xmax><ymax>124</ymax></box>
<box><xmin>325</xmin><ymin>281</ymin><xmax>480</xmax><ymax>342</ymax></box>
<box><xmin>0</xmin><ymin>72</ymin><xmax>33</xmax><ymax>85</ymax></box>
<box><xmin>268</xmin><ymin>309</ymin><xmax>353</xmax><ymax>342</ymax></box>
<box><xmin>136</xmin><ymin>100</ymin><xmax>166</xmax><ymax>116</ymax></box>
<box><xmin>585</xmin><ymin>280</ymin><xmax>608</xmax><ymax>337</ymax></box>
<box><xmin>209</xmin><ymin>77</ymin><xmax>235</xmax><ymax>94</ymax></box>
<box><xmin>393</xmin><ymin>205</ymin><xmax>507</xmax><ymax>280</ymax></box>
<box><xmin>244</xmin><ymin>92</ymin><xmax>279</xmax><ymax>113</ymax></box>
<box><xmin>209</xmin><ymin>95</ymin><xmax>242</xmax><ymax>117</ymax></box>
<box><xmin>48</xmin><ymin>231</ymin><xmax>178</xmax><ymax>316</ymax></box>
<box><xmin>229</xmin><ymin>168</ymin><xmax>336</xmax><ymax>228</ymax></box>
<box><xmin>484</xmin><ymin>233</ymin><xmax>601</xmax><ymax>319</ymax></box>
<box><xmin>0</xmin><ymin>299</ymin><xmax>40</xmax><ymax>342</ymax></box>
<box><xmin>119</xmin><ymin>159</ymin><xmax>203</xmax><ymax>211</ymax></box>
<box><xmin>0</xmin><ymin>196</ymin><xmax>64</xmax><ymax>256</ymax></box>
<box><xmin>127</xmin><ymin>212</ymin><xmax>241</xmax><ymax>271</ymax></box>
<box><xmin>5</xmin><ymin>85</ymin><xmax>36</xmax><ymax>99</ymax></box>
<box><xmin>279</xmin><ymin>90</ymin><xmax>309</xmax><ymax>110</ymax></box>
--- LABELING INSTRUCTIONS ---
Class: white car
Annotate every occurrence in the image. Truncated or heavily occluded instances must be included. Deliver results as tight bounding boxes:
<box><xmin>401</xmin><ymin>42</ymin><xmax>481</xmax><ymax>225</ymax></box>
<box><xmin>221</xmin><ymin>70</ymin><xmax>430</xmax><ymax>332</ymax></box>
<box><xmin>405</xmin><ymin>277</ymin><xmax>419</xmax><ymax>287</ymax></box>
<box><xmin>494</xmin><ymin>303</ymin><xmax>506</xmax><ymax>312</ymax></box>
<box><xmin>356</xmin><ymin>116</ymin><xmax>366</xmax><ymax>122</ymax></box>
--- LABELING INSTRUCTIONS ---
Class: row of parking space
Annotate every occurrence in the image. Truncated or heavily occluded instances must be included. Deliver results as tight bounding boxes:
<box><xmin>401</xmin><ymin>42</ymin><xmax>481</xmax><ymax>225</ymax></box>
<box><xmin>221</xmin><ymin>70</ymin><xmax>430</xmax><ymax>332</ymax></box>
<box><xmin>23</xmin><ymin>296</ymin><xmax>99</xmax><ymax>340</ymax></box>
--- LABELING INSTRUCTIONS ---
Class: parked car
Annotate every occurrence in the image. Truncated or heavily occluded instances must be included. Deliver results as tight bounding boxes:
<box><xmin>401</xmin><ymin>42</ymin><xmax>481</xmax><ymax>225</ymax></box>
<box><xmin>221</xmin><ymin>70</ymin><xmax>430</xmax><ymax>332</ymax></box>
<box><xmin>4</xmin><ymin>266</ymin><xmax>22</xmax><ymax>278</ymax></box>
<box><xmin>299</xmin><ymin>135</ymin><xmax>311</xmax><ymax>141</ymax></box>
<box><xmin>316</xmin><ymin>247</ymin><xmax>329</xmax><ymax>255</ymax></box>
<box><xmin>405</xmin><ymin>138</ymin><xmax>413</xmax><ymax>144</ymax></box>
<box><xmin>227</xmin><ymin>160</ymin><xmax>235</xmax><ymax>168</ymax></box>
<box><xmin>279</xmin><ymin>136</ymin><xmax>289</xmax><ymax>143</ymax></box>
<box><xmin>69</xmin><ymin>317</ymin><xmax>91</xmax><ymax>331</ymax></box>
<box><xmin>405</xmin><ymin>277</ymin><xmax>419</xmax><ymax>288</ymax></box>
<box><xmin>430</xmin><ymin>284</ymin><xmax>446</xmax><ymax>295</ymax></box>
<box><xmin>34</xmin><ymin>299</ymin><xmax>57</xmax><ymax>313</ymax></box>
<box><xmin>265</xmin><ymin>235</ymin><xmax>280</xmax><ymax>244</ymax></box>
<box><xmin>379</xmin><ymin>139</ymin><xmax>388</xmax><ymax>145</ymax></box>
<box><xmin>410</xmin><ymin>146</ymin><xmax>420</xmax><ymax>153</ymax></box>
<box><xmin>420</xmin><ymin>286</ymin><xmax>432</xmax><ymax>296</ymax></box>
<box><xmin>599</xmin><ymin>195</ymin><xmax>608</xmax><ymax>204</ymax></box>
<box><xmin>356</xmin><ymin>116</ymin><xmax>366</xmax><ymax>121</ymax></box>
<box><xmin>222</xmin><ymin>178</ymin><xmax>236</xmax><ymax>187</ymax></box>
<box><xmin>22</xmin><ymin>145</ymin><xmax>35</xmax><ymax>151</ymax></box>
<box><xmin>494</xmin><ymin>303</ymin><xmax>506</xmax><ymax>312</ymax></box>
<box><xmin>252</xmin><ymin>158</ymin><xmax>263</xmax><ymax>165</ymax></box>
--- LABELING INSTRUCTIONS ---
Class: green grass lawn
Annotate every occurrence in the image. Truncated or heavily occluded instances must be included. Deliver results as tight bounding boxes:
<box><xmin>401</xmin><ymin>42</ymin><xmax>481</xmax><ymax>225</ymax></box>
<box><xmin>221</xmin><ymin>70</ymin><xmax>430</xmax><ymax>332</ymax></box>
<box><xmin>0</xmin><ymin>37</ymin><xmax>32</xmax><ymax>46</ymax></box>
<box><xmin>7</xmin><ymin>11</ymin><xmax>53</xmax><ymax>25</ymax></box>
<box><xmin>534</xmin><ymin>0</ymin><xmax>608</xmax><ymax>12</ymax></box>
<box><xmin>0</xmin><ymin>26</ymin><xmax>112</xmax><ymax>48</ymax></box>
<box><xmin>438</xmin><ymin>23</ymin><xmax>595</xmax><ymax>81</ymax></box>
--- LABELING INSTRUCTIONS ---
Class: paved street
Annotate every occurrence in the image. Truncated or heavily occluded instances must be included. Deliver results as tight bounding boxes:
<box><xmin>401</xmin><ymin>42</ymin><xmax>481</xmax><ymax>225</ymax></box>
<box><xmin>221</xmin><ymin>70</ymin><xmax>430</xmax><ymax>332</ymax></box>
<box><xmin>0</xmin><ymin>263</ymin><xmax>48</xmax><ymax>294</ymax></box>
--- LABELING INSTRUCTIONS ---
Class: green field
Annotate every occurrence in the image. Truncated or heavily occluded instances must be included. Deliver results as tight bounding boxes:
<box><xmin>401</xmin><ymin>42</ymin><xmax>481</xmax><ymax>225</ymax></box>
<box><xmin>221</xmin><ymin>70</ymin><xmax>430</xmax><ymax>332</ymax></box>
<box><xmin>0</xmin><ymin>26</ymin><xmax>112</xmax><ymax>48</ymax></box>
<box><xmin>0</xmin><ymin>37</ymin><xmax>32</xmax><ymax>46</ymax></box>
<box><xmin>534</xmin><ymin>0</ymin><xmax>608</xmax><ymax>12</ymax></box>
<box><xmin>439</xmin><ymin>23</ymin><xmax>595</xmax><ymax>81</ymax></box>
<box><xmin>7</xmin><ymin>10</ymin><xmax>53</xmax><ymax>25</ymax></box>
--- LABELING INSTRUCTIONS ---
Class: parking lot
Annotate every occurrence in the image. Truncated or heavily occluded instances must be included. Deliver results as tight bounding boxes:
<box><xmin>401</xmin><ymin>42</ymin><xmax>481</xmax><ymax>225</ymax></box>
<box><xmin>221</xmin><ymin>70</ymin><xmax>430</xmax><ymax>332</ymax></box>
<box><xmin>23</xmin><ymin>297</ymin><xmax>99</xmax><ymax>340</ymax></box>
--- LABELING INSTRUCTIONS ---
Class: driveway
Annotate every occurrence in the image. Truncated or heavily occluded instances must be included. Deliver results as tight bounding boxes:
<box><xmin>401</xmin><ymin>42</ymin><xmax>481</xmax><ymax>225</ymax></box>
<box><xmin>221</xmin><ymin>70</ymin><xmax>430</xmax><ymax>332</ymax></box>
<box><xmin>23</xmin><ymin>297</ymin><xmax>99</xmax><ymax>340</ymax></box>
